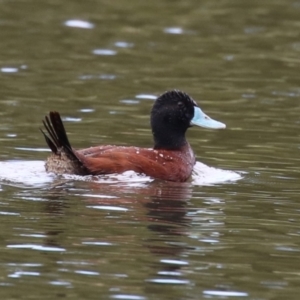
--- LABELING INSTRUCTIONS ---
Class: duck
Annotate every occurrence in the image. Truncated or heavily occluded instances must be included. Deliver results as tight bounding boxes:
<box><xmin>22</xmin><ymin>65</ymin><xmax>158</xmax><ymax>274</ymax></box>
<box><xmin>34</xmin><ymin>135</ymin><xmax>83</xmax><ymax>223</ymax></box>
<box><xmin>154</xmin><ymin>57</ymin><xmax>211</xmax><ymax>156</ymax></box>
<box><xmin>40</xmin><ymin>90</ymin><xmax>225</xmax><ymax>182</ymax></box>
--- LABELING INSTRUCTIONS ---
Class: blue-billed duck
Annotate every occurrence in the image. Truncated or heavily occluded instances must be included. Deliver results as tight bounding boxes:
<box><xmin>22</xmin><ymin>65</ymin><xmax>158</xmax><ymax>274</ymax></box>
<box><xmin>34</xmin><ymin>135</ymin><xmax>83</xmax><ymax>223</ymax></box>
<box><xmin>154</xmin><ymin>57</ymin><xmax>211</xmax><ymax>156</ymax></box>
<box><xmin>41</xmin><ymin>90</ymin><xmax>225</xmax><ymax>182</ymax></box>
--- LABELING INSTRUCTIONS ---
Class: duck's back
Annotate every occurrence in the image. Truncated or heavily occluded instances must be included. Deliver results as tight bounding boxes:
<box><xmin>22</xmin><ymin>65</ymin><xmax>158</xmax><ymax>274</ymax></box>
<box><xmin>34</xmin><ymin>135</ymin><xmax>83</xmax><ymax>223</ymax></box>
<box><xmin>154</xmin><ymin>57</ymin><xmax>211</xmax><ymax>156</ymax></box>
<box><xmin>84</xmin><ymin>144</ymin><xmax>195</xmax><ymax>181</ymax></box>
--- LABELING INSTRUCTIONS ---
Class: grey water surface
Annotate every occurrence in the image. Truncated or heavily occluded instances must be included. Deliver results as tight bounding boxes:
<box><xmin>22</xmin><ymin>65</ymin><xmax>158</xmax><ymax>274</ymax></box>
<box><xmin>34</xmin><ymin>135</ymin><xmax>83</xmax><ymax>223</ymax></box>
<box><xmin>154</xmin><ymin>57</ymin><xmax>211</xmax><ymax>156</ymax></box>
<box><xmin>0</xmin><ymin>1</ymin><xmax>300</xmax><ymax>299</ymax></box>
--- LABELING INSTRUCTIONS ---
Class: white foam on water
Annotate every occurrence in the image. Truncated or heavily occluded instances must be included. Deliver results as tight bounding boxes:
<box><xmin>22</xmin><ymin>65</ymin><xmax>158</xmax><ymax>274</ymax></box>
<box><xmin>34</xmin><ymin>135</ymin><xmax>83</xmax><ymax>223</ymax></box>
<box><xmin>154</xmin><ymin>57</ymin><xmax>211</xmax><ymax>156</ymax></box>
<box><xmin>192</xmin><ymin>161</ymin><xmax>242</xmax><ymax>186</ymax></box>
<box><xmin>0</xmin><ymin>160</ymin><xmax>242</xmax><ymax>188</ymax></box>
<box><xmin>0</xmin><ymin>161</ymin><xmax>53</xmax><ymax>188</ymax></box>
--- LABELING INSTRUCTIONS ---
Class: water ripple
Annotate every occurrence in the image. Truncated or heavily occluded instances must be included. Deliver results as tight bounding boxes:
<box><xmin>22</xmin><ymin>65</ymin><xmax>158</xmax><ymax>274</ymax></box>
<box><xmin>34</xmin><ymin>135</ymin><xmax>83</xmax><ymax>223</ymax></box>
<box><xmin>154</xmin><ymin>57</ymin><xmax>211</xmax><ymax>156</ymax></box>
<box><xmin>49</xmin><ymin>280</ymin><xmax>72</xmax><ymax>286</ymax></box>
<box><xmin>147</xmin><ymin>278</ymin><xmax>190</xmax><ymax>284</ymax></box>
<box><xmin>135</xmin><ymin>94</ymin><xmax>157</xmax><ymax>100</ymax></box>
<box><xmin>8</xmin><ymin>271</ymin><xmax>40</xmax><ymax>278</ymax></box>
<box><xmin>64</xmin><ymin>19</ymin><xmax>94</xmax><ymax>29</ymax></box>
<box><xmin>7</xmin><ymin>244</ymin><xmax>66</xmax><ymax>252</ymax></box>
<box><xmin>114</xmin><ymin>41</ymin><xmax>134</xmax><ymax>48</ymax></box>
<box><xmin>163</xmin><ymin>27</ymin><xmax>184</xmax><ymax>34</ymax></box>
<box><xmin>160</xmin><ymin>259</ymin><xmax>189</xmax><ymax>266</ymax></box>
<box><xmin>203</xmin><ymin>290</ymin><xmax>248</xmax><ymax>297</ymax></box>
<box><xmin>1</xmin><ymin>67</ymin><xmax>19</xmax><ymax>73</ymax></box>
<box><xmin>87</xmin><ymin>205</ymin><xmax>129</xmax><ymax>212</ymax></box>
<box><xmin>93</xmin><ymin>49</ymin><xmax>117</xmax><ymax>56</ymax></box>
<box><xmin>111</xmin><ymin>295</ymin><xmax>146</xmax><ymax>300</ymax></box>
<box><xmin>75</xmin><ymin>270</ymin><xmax>100</xmax><ymax>276</ymax></box>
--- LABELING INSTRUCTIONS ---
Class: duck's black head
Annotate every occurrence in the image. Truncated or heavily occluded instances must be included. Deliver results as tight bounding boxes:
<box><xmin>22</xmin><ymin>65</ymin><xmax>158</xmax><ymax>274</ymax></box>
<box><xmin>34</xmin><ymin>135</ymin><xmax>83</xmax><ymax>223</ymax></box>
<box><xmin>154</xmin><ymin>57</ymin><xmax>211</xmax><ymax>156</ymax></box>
<box><xmin>151</xmin><ymin>90</ymin><xmax>225</xmax><ymax>150</ymax></box>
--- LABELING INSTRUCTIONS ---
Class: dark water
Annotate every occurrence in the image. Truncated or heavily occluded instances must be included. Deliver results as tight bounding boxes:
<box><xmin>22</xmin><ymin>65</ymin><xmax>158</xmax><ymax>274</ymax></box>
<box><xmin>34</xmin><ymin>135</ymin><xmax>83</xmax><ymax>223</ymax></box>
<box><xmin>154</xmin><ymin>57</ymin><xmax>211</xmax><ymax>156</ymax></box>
<box><xmin>1</xmin><ymin>0</ymin><xmax>300</xmax><ymax>299</ymax></box>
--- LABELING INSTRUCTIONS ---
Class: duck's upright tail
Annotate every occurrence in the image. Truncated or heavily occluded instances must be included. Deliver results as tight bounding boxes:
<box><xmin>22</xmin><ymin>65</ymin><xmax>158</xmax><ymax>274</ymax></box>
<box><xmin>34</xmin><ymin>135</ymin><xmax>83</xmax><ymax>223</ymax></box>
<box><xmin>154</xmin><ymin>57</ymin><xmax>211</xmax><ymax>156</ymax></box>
<box><xmin>41</xmin><ymin>112</ymin><xmax>89</xmax><ymax>175</ymax></box>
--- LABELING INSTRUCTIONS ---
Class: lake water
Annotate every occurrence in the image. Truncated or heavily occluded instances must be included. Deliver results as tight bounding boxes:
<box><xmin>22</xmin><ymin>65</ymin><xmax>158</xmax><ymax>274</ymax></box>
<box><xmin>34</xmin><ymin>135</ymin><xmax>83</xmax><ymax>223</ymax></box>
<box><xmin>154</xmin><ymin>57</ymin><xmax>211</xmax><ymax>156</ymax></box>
<box><xmin>0</xmin><ymin>0</ymin><xmax>300</xmax><ymax>299</ymax></box>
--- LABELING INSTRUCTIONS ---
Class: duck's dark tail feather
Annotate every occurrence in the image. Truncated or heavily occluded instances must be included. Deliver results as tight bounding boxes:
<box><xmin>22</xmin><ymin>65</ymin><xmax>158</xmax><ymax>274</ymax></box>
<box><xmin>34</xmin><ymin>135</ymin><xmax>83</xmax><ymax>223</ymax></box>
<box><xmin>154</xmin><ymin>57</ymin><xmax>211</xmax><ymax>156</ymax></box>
<box><xmin>41</xmin><ymin>112</ymin><xmax>90</xmax><ymax>175</ymax></box>
<box><xmin>40</xmin><ymin>111</ymin><xmax>78</xmax><ymax>161</ymax></box>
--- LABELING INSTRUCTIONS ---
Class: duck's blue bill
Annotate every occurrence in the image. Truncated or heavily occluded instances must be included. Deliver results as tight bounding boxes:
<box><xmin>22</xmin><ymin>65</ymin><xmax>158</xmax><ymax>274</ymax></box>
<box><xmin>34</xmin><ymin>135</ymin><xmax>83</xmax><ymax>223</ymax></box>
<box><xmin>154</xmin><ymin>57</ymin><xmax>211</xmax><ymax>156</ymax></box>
<box><xmin>191</xmin><ymin>106</ymin><xmax>226</xmax><ymax>129</ymax></box>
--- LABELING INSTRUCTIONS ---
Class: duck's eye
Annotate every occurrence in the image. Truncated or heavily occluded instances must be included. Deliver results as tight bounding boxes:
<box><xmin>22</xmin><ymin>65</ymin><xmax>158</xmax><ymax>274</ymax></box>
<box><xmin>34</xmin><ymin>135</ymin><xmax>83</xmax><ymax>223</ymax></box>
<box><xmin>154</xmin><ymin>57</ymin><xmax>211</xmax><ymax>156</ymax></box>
<box><xmin>177</xmin><ymin>101</ymin><xmax>184</xmax><ymax>107</ymax></box>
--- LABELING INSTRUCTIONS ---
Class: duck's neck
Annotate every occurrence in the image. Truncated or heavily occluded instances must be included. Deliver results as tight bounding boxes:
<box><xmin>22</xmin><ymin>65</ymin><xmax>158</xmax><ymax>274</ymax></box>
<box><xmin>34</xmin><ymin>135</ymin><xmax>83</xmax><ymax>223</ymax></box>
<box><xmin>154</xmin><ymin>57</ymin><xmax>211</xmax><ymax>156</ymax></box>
<box><xmin>153</xmin><ymin>130</ymin><xmax>187</xmax><ymax>150</ymax></box>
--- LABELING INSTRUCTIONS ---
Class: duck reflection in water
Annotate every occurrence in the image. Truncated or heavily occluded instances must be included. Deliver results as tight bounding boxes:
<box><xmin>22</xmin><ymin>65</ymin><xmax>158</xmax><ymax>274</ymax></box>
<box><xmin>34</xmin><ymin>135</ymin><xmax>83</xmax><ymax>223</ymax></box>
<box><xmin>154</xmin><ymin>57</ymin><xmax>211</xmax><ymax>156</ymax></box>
<box><xmin>42</xmin><ymin>180</ymin><xmax>193</xmax><ymax>278</ymax></box>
